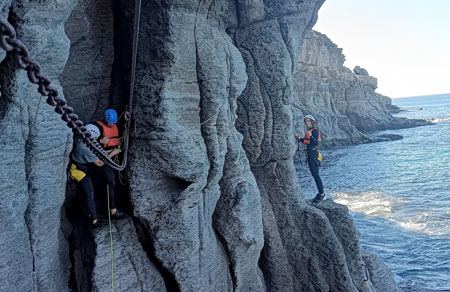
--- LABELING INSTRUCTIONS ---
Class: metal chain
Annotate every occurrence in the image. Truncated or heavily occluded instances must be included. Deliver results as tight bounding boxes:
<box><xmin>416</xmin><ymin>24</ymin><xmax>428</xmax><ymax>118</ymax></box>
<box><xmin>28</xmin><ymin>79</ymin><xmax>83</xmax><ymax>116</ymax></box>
<box><xmin>0</xmin><ymin>17</ymin><xmax>127</xmax><ymax>171</ymax></box>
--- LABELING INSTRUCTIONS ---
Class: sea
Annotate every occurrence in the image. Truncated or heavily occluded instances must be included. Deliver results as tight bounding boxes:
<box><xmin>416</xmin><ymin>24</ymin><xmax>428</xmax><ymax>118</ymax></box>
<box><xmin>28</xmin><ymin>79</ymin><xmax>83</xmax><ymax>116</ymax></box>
<box><xmin>295</xmin><ymin>94</ymin><xmax>450</xmax><ymax>291</ymax></box>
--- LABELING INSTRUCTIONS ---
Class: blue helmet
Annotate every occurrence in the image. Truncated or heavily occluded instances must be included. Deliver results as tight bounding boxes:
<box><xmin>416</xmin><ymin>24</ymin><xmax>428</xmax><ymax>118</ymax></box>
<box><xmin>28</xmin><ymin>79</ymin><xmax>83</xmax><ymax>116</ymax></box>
<box><xmin>105</xmin><ymin>109</ymin><xmax>118</xmax><ymax>124</ymax></box>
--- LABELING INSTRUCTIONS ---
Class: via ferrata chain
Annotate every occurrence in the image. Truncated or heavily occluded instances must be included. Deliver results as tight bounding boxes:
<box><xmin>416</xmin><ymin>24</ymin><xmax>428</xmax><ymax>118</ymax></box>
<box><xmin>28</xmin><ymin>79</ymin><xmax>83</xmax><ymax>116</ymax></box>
<box><xmin>0</xmin><ymin>18</ymin><xmax>126</xmax><ymax>171</ymax></box>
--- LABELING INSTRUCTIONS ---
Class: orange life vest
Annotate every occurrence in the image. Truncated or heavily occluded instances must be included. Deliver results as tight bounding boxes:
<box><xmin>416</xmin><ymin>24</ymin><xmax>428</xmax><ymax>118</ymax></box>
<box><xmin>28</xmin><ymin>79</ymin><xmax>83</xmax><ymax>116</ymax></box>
<box><xmin>303</xmin><ymin>128</ymin><xmax>321</xmax><ymax>145</ymax></box>
<box><xmin>96</xmin><ymin>121</ymin><xmax>120</xmax><ymax>148</ymax></box>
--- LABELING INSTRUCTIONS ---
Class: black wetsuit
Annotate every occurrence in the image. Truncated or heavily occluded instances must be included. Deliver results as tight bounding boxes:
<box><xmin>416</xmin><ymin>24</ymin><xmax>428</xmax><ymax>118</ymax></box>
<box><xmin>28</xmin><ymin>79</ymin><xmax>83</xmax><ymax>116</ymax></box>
<box><xmin>70</xmin><ymin>138</ymin><xmax>99</xmax><ymax>221</ymax></box>
<box><xmin>300</xmin><ymin>128</ymin><xmax>324</xmax><ymax>194</ymax></box>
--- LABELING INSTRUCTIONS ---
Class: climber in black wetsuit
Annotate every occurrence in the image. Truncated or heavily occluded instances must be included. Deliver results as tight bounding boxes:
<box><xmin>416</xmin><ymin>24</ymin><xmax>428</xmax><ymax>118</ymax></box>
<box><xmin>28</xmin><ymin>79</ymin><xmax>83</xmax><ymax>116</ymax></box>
<box><xmin>69</xmin><ymin>124</ymin><xmax>122</xmax><ymax>225</ymax></box>
<box><xmin>296</xmin><ymin>114</ymin><xmax>325</xmax><ymax>203</ymax></box>
<box><xmin>69</xmin><ymin>124</ymin><xmax>103</xmax><ymax>225</ymax></box>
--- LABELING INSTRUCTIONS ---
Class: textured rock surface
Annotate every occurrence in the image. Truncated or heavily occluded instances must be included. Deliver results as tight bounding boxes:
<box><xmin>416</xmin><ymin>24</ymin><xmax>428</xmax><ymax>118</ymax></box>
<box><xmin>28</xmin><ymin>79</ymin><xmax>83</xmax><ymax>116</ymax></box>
<box><xmin>232</xmin><ymin>1</ymin><xmax>382</xmax><ymax>291</ymax></box>
<box><xmin>0</xmin><ymin>1</ymin><xmax>13</xmax><ymax>62</ymax></box>
<box><xmin>128</xmin><ymin>1</ymin><xmax>263</xmax><ymax>291</ymax></box>
<box><xmin>362</xmin><ymin>250</ymin><xmax>403</xmax><ymax>292</ymax></box>
<box><xmin>60</xmin><ymin>0</ymin><xmax>114</xmax><ymax>123</ymax></box>
<box><xmin>92</xmin><ymin>218</ymin><xmax>166</xmax><ymax>292</ymax></box>
<box><xmin>0</xmin><ymin>1</ymin><xmax>75</xmax><ymax>291</ymax></box>
<box><xmin>0</xmin><ymin>0</ymin><xmax>405</xmax><ymax>291</ymax></box>
<box><xmin>293</xmin><ymin>30</ymin><xmax>427</xmax><ymax>147</ymax></box>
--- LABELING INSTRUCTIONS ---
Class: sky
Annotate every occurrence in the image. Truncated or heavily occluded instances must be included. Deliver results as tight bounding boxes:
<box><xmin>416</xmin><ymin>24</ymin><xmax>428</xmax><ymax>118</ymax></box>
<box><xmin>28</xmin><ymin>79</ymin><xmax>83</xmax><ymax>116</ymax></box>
<box><xmin>313</xmin><ymin>0</ymin><xmax>450</xmax><ymax>98</ymax></box>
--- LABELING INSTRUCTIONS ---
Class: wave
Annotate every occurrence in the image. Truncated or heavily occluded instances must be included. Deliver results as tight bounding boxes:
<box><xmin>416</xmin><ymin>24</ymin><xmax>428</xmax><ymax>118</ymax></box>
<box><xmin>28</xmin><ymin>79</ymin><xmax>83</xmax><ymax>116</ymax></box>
<box><xmin>333</xmin><ymin>191</ymin><xmax>399</xmax><ymax>216</ymax></box>
<box><xmin>331</xmin><ymin>191</ymin><xmax>449</xmax><ymax>237</ymax></box>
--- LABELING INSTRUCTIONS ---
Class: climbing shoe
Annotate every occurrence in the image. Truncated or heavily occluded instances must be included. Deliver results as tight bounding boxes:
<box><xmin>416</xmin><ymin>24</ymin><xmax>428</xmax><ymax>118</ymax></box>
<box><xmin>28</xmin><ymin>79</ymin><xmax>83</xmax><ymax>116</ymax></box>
<box><xmin>312</xmin><ymin>193</ymin><xmax>325</xmax><ymax>204</ymax></box>
<box><xmin>111</xmin><ymin>210</ymin><xmax>127</xmax><ymax>220</ymax></box>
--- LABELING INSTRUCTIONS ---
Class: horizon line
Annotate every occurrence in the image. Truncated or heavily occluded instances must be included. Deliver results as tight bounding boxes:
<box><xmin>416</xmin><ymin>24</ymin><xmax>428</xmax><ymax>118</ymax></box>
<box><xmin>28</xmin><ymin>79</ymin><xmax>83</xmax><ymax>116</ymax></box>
<box><xmin>390</xmin><ymin>92</ymin><xmax>450</xmax><ymax>99</ymax></box>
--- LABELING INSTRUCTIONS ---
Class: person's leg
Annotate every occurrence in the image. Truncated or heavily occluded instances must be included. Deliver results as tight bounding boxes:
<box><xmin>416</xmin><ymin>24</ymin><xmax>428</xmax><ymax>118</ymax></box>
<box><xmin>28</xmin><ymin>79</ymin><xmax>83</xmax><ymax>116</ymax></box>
<box><xmin>78</xmin><ymin>175</ymin><xmax>97</xmax><ymax>223</ymax></box>
<box><xmin>101</xmin><ymin>165</ymin><xmax>117</xmax><ymax>213</ymax></box>
<box><xmin>308</xmin><ymin>156</ymin><xmax>324</xmax><ymax>194</ymax></box>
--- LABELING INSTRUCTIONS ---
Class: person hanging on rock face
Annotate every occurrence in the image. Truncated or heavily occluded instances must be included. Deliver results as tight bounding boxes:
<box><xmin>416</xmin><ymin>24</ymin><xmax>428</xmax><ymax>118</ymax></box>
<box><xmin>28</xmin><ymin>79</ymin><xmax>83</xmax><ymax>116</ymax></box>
<box><xmin>296</xmin><ymin>114</ymin><xmax>325</xmax><ymax>203</ymax></box>
<box><xmin>93</xmin><ymin>109</ymin><xmax>128</xmax><ymax>219</ymax></box>
<box><xmin>69</xmin><ymin>124</ymin><xmax>121</xmax><ymax>225</ymax></box>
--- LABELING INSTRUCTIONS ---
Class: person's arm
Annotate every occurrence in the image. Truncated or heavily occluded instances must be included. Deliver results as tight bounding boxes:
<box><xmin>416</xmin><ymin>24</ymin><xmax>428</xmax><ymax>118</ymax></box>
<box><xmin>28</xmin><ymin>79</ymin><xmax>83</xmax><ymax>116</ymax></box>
<box><xmin>99</xmin><ymin>137</ymin><xmax>110</xmax><ymax>146</ymax></box>
<box><xmin>309</xmin><ymin>129</ymin><xmax>319</xmax><ymax>147</ymax></box>
<box><xmin>93</xmin><ymin>148</ymin><xmax>122</xmax><ymax>167</ymax></box>
<box><xmin>295</xmin><ymin>133</ymin><xmax>305</xmax><ymax>144</ymax></box>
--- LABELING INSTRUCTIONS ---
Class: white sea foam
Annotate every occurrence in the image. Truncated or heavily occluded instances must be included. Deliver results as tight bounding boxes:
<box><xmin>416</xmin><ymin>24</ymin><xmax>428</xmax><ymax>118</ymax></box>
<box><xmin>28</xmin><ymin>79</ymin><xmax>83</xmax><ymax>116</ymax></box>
<box><xmin>331</xmin><ymin>192</ymin><xmax>448</xmax><ymax>236</ymax></box>
<box><xmin>332</xmin><ymin>191</ymin><xmax>397</xmax><ymax>216</ymax></box>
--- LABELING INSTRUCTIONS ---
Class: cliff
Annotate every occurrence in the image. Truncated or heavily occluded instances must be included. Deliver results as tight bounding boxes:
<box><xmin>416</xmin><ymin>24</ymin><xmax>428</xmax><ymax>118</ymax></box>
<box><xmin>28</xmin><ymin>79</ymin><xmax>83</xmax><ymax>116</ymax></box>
<box><xmin>1</xmin><ymin>1</ymin><xmax>401</xmax><ymax>292</ymax></box>
<box><xmin>293</xmin><ymin>30</ymin><xmax>427</xmax><ymax>147</ymax></box>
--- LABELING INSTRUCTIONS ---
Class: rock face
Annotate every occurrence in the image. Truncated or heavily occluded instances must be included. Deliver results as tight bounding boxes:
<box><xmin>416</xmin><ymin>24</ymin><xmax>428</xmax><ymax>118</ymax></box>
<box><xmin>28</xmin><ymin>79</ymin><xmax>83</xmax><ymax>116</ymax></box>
<box><xmin>60</xmin><ymin>0</ymin><xmax>115</xmax><ymax>123</ymax></box>
<box><xmin>0</xmin><ymin>1</ymin><xmax>76</xmax><ymax>291</ymax></box>
<box><xmin>91</xmin><ymin>218</ymin><xmax>166</xmax><ymax>292</ymax></box>
<box><xmin>0</xmin><ymin>1</ymin><xmax>404</xmax><ymax>292</ymax></box>
<box><xmin>293</xmin><ymin>30</ymin><xmax>426</xmax><ymax>147</ymax></box>
<box><xmin>129</xmin><ymin>1</ymin><xmax>263</xmax><ymax>290</ymax></box>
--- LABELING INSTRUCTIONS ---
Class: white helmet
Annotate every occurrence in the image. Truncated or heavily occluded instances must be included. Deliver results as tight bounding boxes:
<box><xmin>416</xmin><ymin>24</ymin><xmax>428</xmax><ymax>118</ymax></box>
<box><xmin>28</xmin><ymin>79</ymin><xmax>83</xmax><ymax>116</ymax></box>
<box><xmin>304</xmin><ymin>114</ymin><xmax>316</xmax><ymax>122</ymax></box>
<box><xmin>85</xmin><ymin>124</ymin><xmax>100</xmax><ymax>138</ymax></box>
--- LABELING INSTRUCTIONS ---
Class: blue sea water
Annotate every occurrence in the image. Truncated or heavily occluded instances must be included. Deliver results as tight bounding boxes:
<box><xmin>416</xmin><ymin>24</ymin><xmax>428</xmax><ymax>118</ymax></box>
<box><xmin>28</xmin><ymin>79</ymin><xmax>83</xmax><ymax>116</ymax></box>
<box><xmin>295</xmin><ymin>94</ymin><xmax>450</xmax><ymax>291</ymax></box>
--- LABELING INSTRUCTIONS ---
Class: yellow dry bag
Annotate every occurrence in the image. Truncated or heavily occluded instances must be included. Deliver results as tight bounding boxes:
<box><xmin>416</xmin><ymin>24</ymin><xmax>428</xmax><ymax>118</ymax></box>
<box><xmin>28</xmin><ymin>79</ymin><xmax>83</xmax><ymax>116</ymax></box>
<box><xmin>317</xmin><ymin>150</ymin><xmax>323</xmax><ymax>163</ymax></box>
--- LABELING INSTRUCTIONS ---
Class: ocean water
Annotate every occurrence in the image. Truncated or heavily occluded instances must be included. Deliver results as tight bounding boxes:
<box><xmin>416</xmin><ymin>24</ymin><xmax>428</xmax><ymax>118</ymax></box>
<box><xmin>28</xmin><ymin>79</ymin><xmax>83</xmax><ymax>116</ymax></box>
<box><xmin>295</xmin><ymin>94</ymin><xmax>450</xmax><ymax>291</ymax></box>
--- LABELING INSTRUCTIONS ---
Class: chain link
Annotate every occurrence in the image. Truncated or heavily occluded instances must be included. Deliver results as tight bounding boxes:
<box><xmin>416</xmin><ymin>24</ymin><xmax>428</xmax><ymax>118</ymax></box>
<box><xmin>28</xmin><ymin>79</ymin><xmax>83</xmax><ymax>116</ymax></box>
<box><xmin>0</xmin><ymin>18</ymin><xmax>126</xmax><ymax>171</ymax></box>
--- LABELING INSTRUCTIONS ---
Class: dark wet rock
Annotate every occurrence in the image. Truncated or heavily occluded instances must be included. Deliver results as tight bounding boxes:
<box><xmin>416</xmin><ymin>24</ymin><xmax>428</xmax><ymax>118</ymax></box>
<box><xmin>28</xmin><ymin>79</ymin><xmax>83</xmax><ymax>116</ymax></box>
<box><xmin>369</xmin><ymin>134</ymin><xmax>404</xmax><ymax>143</ymax></box>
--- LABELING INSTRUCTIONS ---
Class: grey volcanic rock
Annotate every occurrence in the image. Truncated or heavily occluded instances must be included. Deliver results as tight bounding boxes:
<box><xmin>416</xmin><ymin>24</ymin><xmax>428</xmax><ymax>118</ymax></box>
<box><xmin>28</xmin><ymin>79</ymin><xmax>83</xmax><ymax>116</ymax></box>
<box><xmin>0</xmin><ymin>0</ymin><xmax>405</xmax><ymax>291</ymax></box>
<box><xmin>232</xmin><ymin>1</ymin><xmax>390</xmax><ymax>291</ymax></box>
<box><xmin>0</xmin><ymin>1</ymin><xmax>13</xmax><ymax>62</ymax></box>
<box><xmin>92</xmin><ymin>218</ymin><xmax>166</xmax><ymax>292</ymax></box>
<box><xmin>292</xmin><ymin>30</ymin><xmax>369</xmax><ymax>147</ymax></box>
<box><xmin>128</xmin><ymin>0</ymin><xmax>263</xmax><ymax>291</ymax></box>
<box><xmin>0</xmin><ymin>1</ymin><xmax>76</xmax><ymax>291</ymax></box>
<box><xmin>362</xmin><ymin>250</ymin><xmax>403</xmax><ymax>292</ymax></box>
<box><xmin>316</xmin><ymin>200</ymin><xmax>377</xmax><ymax>292</ymax></box>
<box><xmin>354</xmin><ymin>66</ymin><xmax>369</xmax><ymax>76</ymax></box>
<box><xmin>293</xmin><ymin>30</ymin><xmax>426</xmax><ymax>147</ymax></box>
<box><xmin>60</xmin><ymin>0</ymin><xmax>114</xmax><ymax>122</ymax></box>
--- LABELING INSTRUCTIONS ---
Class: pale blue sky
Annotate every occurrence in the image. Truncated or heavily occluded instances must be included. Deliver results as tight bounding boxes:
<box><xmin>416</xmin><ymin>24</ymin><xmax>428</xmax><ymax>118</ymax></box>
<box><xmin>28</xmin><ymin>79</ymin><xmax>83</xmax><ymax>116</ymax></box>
<box><xmin>313</xmin><ymin>0</ymin><xmax>450</xmax><ymax>98</ymax></box>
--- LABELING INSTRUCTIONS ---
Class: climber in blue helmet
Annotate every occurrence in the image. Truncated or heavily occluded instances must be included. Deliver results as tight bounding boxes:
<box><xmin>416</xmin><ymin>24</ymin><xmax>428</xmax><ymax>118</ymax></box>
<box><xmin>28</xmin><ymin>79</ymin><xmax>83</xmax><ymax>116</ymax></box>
<box><xmin>97</xmin><ymin>109</ymin><xmax>121</xmax><ymax>149</ymax></box>
<box><xmin>69</xmin><ymin>123</ymin><xmax>123</xmax><ymax>226</ymax></box>
<box><xmin>105</xmin><ymin>108</ymin><xmax>118</xmax><ymax>123</ymax></box>
<box><xmin>92</xmin><ymin>108</ymin><xmax>129</xmax><ymax>220</ymax></box>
